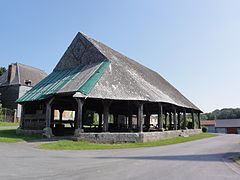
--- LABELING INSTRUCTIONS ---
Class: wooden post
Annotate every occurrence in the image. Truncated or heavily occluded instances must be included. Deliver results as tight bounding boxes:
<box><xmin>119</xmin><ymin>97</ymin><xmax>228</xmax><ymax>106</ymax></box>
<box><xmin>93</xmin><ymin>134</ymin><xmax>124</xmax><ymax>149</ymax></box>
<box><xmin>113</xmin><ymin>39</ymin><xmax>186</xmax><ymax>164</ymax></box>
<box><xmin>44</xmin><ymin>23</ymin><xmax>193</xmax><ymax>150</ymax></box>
<box><xmin>75</xmin><ymin>98</ymin><xmax>85</xmax><ymax>131</ymax></box>
<box><xmin>164</xmin><ymin>112</ymin><xmax>168</xmax><ymax>130</ymax></box>
<box><xmin>43</xmin><ymin>97</ymin><xmax>54</xmax><ymax>138</ymax></box>
<box><xmin>45</xmin><ymin>98</ymin><xmax>54</xmax><ymax>128</ymax></box>
<box><xmin>59</xmin><ymin>109</ymin><xmax>63</xmax><ymax>123</ymax></box>
<box><xmin>136</xmin><ymin>101</ymin><xmax>144</xmax><ymax>133</ymax></box>
<box><xmin>183</xmin><ymin>109</ymin><xmax>187</xmax><ymax>129</ymax></box>
<box><xmin>173</xmin><ymin>107</ymin><xmax>177</xmax><ymax>130</ymax></box>
<box><xmin>169</xmin><ymin>112</ymin><xmax>172</xmax><ymax>130</ymax></box>
<box><xmin>98</xmin><ymin>112</ymin><xmax>102</xmax><ymax>131</ymax></box>
<box><xmin>191</xmin><ymin>110</ymin><xmax>195</xmax><ymax>129</ymax></box>
<box><xmin>197</xmin><ymin>112</ymin><xmax>201</xmax><ymax>129</ymax></box>
<box><xmin>20</xmin><ymin>103</ymin><xmax>25</xmax><ymax>128</ymax></box>
<box><xmin>158</xmin><ymin>103</ymin><xmax>163</xmax><ymax>131</ymax></box>
<box><xmin>177</xmin><ymin>112</ymin><xmax>181</xmax><ymax>130</ymax></box>
<box><xmin>145</xmin><ymin>111</ymin><xmax>151</xmax><ymax>132</ymax></box>
<box><xmin>102</xmin><ymin>100</ymin><xmax>112</xmax><ymax>132</ymax></box>
<box><xmin>128</xmin><ymin>103</ymin><xmax>133</xmax><ymax>131</ymax></box>
<box><xmin>113</xmin><ymin>113</ymin><xmax>118</xmax><ymax>129</ymax></box>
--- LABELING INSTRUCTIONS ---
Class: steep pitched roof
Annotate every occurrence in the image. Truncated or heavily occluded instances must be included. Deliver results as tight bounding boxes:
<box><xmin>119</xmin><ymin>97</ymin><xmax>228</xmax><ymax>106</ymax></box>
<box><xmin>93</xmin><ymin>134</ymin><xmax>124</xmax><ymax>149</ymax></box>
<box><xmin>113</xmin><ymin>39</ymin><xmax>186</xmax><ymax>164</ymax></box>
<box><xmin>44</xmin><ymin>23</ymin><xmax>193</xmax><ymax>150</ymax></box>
<box><xmin>215</xmin><ymin>119</ymin><xmax>240</xmax><ymax>128</ymax></box>
<box><xmin>17</xmin><ymin>32</ymin><xmax>201</xmax><ymax>112</ymax></box>
<box><xmin>0</xmin><ymin>63</ymin><xmax>47</xmax><ymax>86</ymax></box>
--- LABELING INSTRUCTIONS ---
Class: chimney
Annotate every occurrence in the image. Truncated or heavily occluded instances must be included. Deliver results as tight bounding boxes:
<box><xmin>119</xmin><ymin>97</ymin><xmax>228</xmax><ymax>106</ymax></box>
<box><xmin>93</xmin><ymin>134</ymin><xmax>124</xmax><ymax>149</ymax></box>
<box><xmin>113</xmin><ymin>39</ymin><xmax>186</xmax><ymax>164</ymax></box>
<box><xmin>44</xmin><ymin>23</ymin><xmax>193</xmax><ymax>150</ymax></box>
<box><xmin>7</xmin><ymin>64</ymin><xmax>13</xmax><ymax>83</ymax></box>
<box><xmin>7</xmin><ymin>64</ymin><xmax>17</xmax><ymax>84</ymax></box>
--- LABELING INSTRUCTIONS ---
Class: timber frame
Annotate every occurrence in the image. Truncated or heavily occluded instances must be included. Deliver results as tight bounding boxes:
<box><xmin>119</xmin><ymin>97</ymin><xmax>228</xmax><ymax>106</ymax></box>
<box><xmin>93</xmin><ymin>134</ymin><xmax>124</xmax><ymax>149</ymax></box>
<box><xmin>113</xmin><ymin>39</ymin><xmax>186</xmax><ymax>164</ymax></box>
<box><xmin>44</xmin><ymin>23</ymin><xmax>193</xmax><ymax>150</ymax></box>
<box><xmin>18</xmin><ymin>94</ymin><xmax>201</xmax><ymax>138</ymax></box>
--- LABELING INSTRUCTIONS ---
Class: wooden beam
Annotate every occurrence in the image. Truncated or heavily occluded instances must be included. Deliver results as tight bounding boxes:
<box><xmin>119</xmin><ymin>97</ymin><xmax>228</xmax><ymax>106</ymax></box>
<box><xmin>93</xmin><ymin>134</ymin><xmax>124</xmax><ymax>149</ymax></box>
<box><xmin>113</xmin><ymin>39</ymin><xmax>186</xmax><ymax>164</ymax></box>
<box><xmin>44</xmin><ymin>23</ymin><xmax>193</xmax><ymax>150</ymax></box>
<box><xmin>75</xmin><ymin>98</ymin><xmax>85</xmax><ymax>130</ymax></box>
<box><xmin>197</xmin><ymin>112</ymin><xmax>201</xmax><ymax>129</ymax></box>
<box><xmin>177</xmin><ymin>112</ymin><xmax>181</xmax><ymax>130</ymax></box>
<box><xmin>191</xmin><ymin>110</ymin><xmax>195</xmax><ymax>129</ymax></box>
<box><xmin>173</xmin><ymin>107</ymin><xmax>177</xmax><ymax>130</ymax></box>
<box><xmin>169</xmin><ymin>112</ymin><xmax>172</xmax><ymax>130</ymax></box>
<box><xmin>45</xmin><ymin>97</ymin><xmax>54</xmax><ymax>128</ymax></box>
<box><xmin>158</xmin><ymin>103</ymin><xmax>164</xmax><ymax>131</ymax></box>
<box><xmin>136</xmin><ymin>101</ymin><xmax>144</xmax><ymax>133</ymax></box>
<box><xmin>183</xmin><ymin>109</ymin><xmax>187</xmax><ymax>129</ymax></box>
<box><xmin>102</xmin><ymin>100</ymin><xmax>112</xmax><ymax>132</ymax></box>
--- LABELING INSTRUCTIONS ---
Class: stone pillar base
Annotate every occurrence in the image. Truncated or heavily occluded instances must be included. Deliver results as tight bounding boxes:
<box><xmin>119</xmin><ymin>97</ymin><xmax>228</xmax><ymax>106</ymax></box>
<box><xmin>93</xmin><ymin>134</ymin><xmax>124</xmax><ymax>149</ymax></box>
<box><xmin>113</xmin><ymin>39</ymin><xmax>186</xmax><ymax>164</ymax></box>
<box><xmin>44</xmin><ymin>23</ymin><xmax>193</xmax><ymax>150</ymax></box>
<box><xmin>42</xmin><ymin>127</ymin><xmax>53</xmax><ymax>138</ymax></box>
<box><xmin>158</xmin><ymin>128</ymin><xmax>164</xmax><ymax>132</ymax></box>
<box><xmin>74</xmin><ymin>128</ymin><xmax>84</xmax><ymax>137</ymax></box>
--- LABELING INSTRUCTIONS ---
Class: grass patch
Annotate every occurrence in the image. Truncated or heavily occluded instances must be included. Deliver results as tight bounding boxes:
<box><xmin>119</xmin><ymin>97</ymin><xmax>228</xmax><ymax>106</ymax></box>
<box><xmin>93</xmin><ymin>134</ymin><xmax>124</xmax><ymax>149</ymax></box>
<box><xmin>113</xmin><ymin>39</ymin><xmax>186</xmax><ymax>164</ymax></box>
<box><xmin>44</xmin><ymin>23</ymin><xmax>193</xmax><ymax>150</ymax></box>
<box><xmin>0</xmin><ymin>129</ymin><xmax>41</xmax><ymax>143</ymax></box>
<box><xmin>38</xmin><ymin>133</ymin><xmax>218</xmax><ymax>150</ymax></box>
<box><xmin>0</xmin><ymin>121</ymin><xmax>19</xmax><ymax>126</ymax></box>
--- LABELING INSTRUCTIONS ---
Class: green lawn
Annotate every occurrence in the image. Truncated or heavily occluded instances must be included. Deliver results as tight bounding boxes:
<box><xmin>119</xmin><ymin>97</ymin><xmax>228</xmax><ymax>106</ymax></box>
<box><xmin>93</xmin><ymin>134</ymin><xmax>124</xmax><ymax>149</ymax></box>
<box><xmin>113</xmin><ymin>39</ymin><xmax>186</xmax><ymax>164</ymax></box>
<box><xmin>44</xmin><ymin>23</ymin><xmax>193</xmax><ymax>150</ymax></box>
<box><xmin>38</xmin><ymin>133</ymin><xmax>218</xmax><ymax>150</ymax></box>
<box><xmin>0</xmin><ymin>129</ymin><xmax>41</xmax><ymax>143</ymax></box>
<box><xmin>0</xmin><ymin>121</ymin><xmax>19</xmax><ymax>126</ymax></box>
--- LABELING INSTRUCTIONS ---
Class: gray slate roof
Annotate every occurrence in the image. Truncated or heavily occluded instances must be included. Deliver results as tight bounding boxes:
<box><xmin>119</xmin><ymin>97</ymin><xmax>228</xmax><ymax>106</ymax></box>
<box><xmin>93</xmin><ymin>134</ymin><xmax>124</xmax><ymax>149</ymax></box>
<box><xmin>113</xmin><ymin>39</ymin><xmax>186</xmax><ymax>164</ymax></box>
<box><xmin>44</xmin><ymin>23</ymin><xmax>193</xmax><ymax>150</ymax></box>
<box><xmin>216</xmin><ymin>119</ymin><xmax>240</xmax><ymax>128</ymax></box>
<box><xmin>0</xmin><ymin>63</ymin><xmax>47</xmax><ymax>86</ymax></box>
<box><xmin>54</xmin><ymin>32</ymin><xmax>201</xmax><ymax>112</ymax></box>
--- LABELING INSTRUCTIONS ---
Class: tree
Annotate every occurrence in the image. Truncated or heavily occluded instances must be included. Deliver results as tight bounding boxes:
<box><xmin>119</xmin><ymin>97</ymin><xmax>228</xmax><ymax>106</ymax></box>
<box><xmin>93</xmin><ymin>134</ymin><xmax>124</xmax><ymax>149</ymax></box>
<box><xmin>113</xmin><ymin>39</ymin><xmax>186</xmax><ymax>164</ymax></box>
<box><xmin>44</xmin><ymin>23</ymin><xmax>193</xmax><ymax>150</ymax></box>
<box><xmin>0</xmin><ymin>67</ymin><xmax>6</xmax><ymax>76</ymax></box>
<box><xmin>202</xmin><ymin>108</ymin><xmax>240</xmax><ymax>120</ymax></box>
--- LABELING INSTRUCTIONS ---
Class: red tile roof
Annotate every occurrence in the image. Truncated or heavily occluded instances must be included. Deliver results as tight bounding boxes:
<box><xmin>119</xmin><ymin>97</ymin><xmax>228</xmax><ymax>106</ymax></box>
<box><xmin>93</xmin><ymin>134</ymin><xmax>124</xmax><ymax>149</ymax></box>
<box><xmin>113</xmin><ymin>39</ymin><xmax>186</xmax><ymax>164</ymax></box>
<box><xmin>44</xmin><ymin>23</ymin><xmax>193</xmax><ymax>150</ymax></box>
<box><xmin>200</xmin><ymin>120</ymin><xmax>216</xmax><ymax>126</ymax></box>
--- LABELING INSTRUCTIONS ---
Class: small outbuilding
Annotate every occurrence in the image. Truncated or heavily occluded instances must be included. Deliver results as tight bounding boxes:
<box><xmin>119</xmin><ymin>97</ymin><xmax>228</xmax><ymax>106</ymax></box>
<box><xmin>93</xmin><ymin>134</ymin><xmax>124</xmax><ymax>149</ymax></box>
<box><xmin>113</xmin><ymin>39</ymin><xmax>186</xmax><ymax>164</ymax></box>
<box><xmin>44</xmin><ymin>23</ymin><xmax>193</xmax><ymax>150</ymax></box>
<box><xmin>215</xmin><ymin>119</ymin><xmax>240</xmax><ymax>134</ymax></box>
<box><xmin>16</xmin><ymin>32</ymin><xmax>202</xmax><ymax>142</ymax></box>
<box><xmin>200</xmin><ymin>120</ymin><xmax>216</xmax><ymax>133</ymax></box>
<box><xmin>0</xmin><ymin>63</ymin><xmax>47</xmax><ymax>122</ymax></box>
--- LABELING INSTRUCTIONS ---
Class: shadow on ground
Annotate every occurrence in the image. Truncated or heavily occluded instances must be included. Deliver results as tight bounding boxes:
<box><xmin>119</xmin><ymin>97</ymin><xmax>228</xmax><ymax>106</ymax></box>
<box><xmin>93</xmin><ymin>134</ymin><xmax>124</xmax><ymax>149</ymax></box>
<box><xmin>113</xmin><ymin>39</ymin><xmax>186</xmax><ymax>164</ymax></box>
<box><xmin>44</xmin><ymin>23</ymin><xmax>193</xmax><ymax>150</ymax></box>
<box><xmin>96</xmin><ymin>152</ymin><xmax>240</xmax><ymax>162</ymax></box>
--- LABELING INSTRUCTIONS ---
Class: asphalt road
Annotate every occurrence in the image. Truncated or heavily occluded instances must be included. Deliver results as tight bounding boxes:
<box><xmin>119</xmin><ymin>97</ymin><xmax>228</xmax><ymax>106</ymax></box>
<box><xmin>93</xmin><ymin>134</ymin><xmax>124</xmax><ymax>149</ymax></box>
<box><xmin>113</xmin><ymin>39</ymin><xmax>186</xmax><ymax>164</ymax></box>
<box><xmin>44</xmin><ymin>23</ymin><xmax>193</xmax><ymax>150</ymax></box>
<box><xmin>0</xmin><ymin>134</ymin><xmax>240</xmax><ymax>180</ymax></box>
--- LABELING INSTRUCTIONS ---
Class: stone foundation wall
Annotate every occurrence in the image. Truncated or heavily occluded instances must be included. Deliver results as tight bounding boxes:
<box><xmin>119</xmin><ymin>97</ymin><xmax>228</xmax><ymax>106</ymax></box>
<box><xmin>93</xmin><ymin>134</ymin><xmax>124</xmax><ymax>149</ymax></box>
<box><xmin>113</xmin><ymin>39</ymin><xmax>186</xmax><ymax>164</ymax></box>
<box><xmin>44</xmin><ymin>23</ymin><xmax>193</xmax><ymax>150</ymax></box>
<box><xmin>16</xmin><ymin>127</ymin><xmax>43</xmax><ymax>136</ymax></box>
<box><xmin>73</xmin><ymin>129</ymin><xmax>202</xmax><ymax>143</ymax></box>
<box><xmin>142</xmin><ymin>129</ymin><xmax>202</xmax><ymax>142</ymax></box>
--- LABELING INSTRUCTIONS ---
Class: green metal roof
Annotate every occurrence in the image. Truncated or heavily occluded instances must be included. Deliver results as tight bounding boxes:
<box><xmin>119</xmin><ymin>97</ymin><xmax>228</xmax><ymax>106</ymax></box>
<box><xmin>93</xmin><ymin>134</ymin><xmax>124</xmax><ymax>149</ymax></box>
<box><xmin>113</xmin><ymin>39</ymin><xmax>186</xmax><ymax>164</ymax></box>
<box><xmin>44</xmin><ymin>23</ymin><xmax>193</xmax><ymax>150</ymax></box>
<box><xmin>16</xmin><ymin>60</ymin><xmax>110</xmax><ymax>103</ymax></box>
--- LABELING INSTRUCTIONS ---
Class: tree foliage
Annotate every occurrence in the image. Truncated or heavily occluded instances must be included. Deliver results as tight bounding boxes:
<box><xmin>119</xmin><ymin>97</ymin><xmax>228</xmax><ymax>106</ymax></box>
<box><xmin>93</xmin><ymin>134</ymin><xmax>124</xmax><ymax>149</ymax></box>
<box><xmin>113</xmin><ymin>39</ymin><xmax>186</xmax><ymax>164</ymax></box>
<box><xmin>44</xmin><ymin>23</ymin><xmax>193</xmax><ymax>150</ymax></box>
<box><xmin>0</xmin><ymin>67</ymin><xmax>6</xmax><ymax>76</ymax></box>
<box><xmin>202</xmin><ymin>108</ymin><xmax>240</xmax><ymax>120</ymax></box>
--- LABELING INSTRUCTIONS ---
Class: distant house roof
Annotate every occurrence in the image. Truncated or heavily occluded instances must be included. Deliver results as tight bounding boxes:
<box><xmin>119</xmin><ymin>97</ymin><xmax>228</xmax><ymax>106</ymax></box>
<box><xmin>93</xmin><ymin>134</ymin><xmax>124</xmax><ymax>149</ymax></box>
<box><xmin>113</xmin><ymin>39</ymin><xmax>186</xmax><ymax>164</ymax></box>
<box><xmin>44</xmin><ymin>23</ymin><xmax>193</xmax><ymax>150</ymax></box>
<box><xmin>200</xmin><ymin>120</ymin><xmax>216</xmax><ymax>126</ymax></box>
<box><xmin>215</xmin><ymin>119</ymin><xmax>240</xmax><ymax>128</ymax></box>
<box><xmin>16</xmin><ymin>32</ymin><xmax>201</xmax><ymax>112</ymax></box>
<box><xmin>0</xmin><ymin>63</ymin><xmax>47</xmax><ymax>87</ymax></box>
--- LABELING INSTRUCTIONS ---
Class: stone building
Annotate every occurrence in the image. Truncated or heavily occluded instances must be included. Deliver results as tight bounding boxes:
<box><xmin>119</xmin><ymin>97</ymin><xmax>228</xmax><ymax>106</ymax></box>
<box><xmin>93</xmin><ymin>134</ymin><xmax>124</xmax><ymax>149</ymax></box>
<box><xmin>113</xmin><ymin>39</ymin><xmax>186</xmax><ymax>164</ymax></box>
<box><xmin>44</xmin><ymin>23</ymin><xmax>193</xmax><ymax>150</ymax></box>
<box><xmin>16</xmin><ymin>32</ymin><xmax>202</xmax><ymax>142</ymax></box>
<box><xmin>215</xmin><ymin>119</ymin><xmax>240</xmax><ymax>134</ymax></box>
<box><xmin>0</xmin><ymin>63</ymin><xmax>47</xmax><ymax>121</ymax></box>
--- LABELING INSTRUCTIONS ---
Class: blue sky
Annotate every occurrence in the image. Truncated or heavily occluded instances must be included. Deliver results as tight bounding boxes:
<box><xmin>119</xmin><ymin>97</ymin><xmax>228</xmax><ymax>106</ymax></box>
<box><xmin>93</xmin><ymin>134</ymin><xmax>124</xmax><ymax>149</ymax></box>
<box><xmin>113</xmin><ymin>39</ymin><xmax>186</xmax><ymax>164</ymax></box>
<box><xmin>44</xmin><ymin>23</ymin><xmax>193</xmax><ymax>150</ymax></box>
<box><xmin>1</xmin><ymin>0</ymin><xmax>240</xmax><ymax>112</ymax></box>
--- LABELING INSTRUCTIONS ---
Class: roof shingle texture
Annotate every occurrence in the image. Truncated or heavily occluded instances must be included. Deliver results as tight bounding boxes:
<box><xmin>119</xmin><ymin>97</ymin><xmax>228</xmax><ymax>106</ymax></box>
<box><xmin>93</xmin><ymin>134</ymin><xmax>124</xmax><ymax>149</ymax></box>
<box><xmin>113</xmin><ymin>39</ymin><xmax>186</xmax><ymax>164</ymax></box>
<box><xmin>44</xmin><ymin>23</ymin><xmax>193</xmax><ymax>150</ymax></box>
<box><xmin>53</xmin><ymin>32</ymin><xmax>201</xmax><ymax>111</ymax></box>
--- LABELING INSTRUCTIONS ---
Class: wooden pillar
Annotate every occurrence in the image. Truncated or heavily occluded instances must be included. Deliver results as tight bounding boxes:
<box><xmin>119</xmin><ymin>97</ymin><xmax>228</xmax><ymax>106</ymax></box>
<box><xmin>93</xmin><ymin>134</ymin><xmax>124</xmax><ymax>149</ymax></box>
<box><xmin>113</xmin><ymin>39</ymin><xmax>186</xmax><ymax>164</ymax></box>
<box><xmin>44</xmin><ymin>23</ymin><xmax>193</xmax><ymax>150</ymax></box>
<box><xmin>191</xmin><ymin>111</ymin><xmax>195</xmax><ymax>129</ymax></box>
<box><xmin>173</xmin><ymin>107</ymin><xmax>177</xmax><ymax>130</ymax></box>
<box><xmin>75</xmin><ymin>98</ymin><xmax>85</xmax><ymax>130</ymax></box>
<box><xmin>136</xmin><ymin>102</ymin><xmax>144</xmax><ymax>133</ymax></box>
<box><xmin>128</xmin><ymin>105</ymin><xmax>133</xmax><ymax>131</ymax></box>
<box><xmin>113</xmin><ymin>114</ymin><xmax>118</xmax><ymax>129</ymax></box>
<box><xmin>43</xmin><ymin>97</ymin><xmax>54</xmax><ymax>138</ymax></box>
<box><xmin>164</xmin><ymin>112</ymin><xmax>168</xmax><ymax>130</ymax></box>
<box><xmin>197</xmin><ymin>112</ymin><xmax>201</xmax><ymax>129</ymax></box>
<box><xmin>145</xmin><ymin>112</ymin><xmax>151</xmax><ymax>131</ymax></box>
<box><xmin>20</xmin><ymin>103</ymin><xmax>25</xmax><ymax>128</ymax></box>
<box><xmin>183</xmin><ymin>109</ymin><xmax>187</xmax><ymax>129</ymax></box>
<box><xmin>102</xmin><ymin>100</ymin><xmax>112</xmax><ymax>132</ymax></box>
<box><xmin>59</xmin><ymin>109</ymin><xmax>63</xmax><ymax>123</ymax></box>
<box><xmin>177</xmin><ymin>112</ymin><xmax>181</xmax><ymax>130</ymax></box>
<box><xmin>158</xmin><ymin>103</ymin><xmax>163</xmax><ymax>131</ymax></box>
<box><xmin>169</xmin><ymin>112</ymin><xmax>172</xmax><ymax>130</ymax></box>
<box><xmin>45</xmin><ymin>98</ymin><xmax>54</xmax><ymax>128</ymax></box>
<box><xmin>98</xmin><ymin>112</ymin><xmax>102</xmax><ymax>130</ymax></box>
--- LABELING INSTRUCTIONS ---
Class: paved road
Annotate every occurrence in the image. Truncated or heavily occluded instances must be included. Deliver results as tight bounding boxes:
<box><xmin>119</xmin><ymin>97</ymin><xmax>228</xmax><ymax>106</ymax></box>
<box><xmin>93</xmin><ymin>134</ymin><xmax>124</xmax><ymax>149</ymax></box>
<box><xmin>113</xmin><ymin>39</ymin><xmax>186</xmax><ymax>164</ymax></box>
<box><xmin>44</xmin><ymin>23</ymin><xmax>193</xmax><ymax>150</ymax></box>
<box><xmin>0</xmin><ymin>134</ymin><xmax>240</xmax><ymax>180</ymax></box>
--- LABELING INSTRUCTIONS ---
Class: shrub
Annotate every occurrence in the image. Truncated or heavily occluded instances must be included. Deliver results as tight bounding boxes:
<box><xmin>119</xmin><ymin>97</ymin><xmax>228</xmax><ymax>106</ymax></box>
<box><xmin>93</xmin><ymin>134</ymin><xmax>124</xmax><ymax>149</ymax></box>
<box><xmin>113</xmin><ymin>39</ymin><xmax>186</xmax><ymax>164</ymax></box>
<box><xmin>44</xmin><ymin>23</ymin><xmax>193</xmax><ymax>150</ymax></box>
<box><xmin>202</xmin><ymin>126</ymin><xmax>208</xmax><ymax>133</ymax></box>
